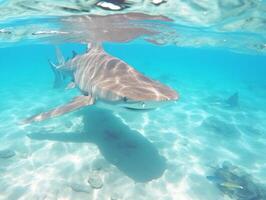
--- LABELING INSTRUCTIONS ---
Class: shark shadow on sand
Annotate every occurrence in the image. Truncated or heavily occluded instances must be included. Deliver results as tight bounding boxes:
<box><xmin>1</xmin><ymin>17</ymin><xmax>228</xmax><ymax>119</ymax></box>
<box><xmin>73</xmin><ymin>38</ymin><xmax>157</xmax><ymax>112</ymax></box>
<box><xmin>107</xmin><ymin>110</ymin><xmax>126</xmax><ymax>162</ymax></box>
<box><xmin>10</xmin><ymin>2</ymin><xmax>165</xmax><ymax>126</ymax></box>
<box><xmin>28</xmin><ymin>107</ymin><xmax>166</xmax><ymax>182</ymax></box>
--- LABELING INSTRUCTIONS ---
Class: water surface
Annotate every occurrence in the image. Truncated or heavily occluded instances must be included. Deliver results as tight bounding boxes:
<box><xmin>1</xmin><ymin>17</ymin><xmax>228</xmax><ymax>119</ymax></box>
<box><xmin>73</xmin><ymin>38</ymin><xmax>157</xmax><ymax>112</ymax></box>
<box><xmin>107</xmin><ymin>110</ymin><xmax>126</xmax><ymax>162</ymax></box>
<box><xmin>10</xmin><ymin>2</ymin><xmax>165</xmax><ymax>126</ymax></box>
<box><xmin>0</xmin><ymin>1</ymin><xmax>266</xmax><ymax>200</ymax></box>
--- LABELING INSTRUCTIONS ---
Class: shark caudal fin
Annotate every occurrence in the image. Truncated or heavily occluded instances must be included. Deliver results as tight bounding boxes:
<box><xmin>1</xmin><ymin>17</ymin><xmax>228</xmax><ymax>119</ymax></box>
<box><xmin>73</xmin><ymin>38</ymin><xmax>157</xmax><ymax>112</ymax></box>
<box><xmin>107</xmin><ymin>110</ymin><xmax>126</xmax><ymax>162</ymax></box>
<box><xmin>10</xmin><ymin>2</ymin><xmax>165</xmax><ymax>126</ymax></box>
<box><xmin>49</xmin><ymin>47</ymin><xmax>66</xmax><ymax>88</ymax></box>
<box><xmin>55</xmin><ymin>46</ymin><xmax>65</xmax><ymax>65</ymax></box>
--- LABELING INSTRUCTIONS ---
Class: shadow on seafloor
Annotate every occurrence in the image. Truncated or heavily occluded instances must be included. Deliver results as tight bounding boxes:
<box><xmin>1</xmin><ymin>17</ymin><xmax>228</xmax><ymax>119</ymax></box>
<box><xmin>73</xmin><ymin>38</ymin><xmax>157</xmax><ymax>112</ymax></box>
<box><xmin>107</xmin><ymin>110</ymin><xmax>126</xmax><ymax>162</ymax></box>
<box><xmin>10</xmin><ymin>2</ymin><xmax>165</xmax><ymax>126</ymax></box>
<box><xmin>28</xmin><ymin>107</ymin><xmax>166</xmax><ymax>182</ymax></box>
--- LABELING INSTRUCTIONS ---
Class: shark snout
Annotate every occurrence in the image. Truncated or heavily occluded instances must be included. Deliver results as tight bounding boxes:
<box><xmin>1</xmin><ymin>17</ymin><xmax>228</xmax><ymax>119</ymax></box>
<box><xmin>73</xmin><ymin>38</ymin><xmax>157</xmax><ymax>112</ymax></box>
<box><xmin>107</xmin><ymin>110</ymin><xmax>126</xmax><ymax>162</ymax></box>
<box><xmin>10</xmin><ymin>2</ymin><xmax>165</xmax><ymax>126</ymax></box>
<box><xmin>156</xmin><ymin>85</ymin><xmax>179</xmax><ymax>102</ymax></box>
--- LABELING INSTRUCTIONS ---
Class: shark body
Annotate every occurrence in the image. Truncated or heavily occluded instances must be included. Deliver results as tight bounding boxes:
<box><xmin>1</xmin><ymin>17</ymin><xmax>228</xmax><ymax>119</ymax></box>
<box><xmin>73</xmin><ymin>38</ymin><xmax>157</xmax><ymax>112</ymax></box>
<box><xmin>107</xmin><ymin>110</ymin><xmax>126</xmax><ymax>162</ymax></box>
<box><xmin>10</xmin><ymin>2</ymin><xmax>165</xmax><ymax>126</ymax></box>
<box><xmin>23</xmin><ymin>43</ymin><xmax>178</xmax><ymax>124</ymax></box>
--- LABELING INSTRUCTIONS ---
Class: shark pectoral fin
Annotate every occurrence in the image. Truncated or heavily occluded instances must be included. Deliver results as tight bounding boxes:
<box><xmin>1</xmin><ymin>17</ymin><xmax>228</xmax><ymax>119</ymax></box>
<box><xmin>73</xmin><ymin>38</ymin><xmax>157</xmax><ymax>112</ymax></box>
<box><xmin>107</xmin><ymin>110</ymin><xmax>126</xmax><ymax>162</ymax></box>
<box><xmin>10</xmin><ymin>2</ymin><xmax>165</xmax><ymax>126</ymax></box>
<box><xmin>22</xmin><ymin>95</ymin><xmax>94</xmax><ymax>124</ymax></box>
<box><xmin>65</xmin><ymin>82</ymin><xmax>76</xmax><ymax>90</ymax></box>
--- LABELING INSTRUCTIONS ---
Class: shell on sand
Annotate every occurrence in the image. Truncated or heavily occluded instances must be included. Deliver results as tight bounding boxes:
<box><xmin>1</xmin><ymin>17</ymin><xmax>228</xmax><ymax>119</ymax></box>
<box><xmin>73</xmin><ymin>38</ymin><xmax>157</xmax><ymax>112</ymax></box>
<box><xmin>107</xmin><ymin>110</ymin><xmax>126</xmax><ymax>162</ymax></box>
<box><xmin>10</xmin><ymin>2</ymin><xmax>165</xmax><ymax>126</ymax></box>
<box><xmin>88</xmin><ymin>171</ymin><xmax>103</xmax><ymax>189</ymax></box>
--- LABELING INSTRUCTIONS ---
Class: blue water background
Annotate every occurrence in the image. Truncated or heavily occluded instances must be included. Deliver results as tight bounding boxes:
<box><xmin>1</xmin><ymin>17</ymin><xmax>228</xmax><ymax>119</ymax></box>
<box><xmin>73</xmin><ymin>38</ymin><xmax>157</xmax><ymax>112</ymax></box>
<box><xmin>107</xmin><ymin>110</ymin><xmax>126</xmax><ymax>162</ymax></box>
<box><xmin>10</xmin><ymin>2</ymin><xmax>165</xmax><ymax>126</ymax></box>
<box><xmin>0</xmin><ymin>43</ymin><xmax>266</xmax><ymax>199</ymax></box>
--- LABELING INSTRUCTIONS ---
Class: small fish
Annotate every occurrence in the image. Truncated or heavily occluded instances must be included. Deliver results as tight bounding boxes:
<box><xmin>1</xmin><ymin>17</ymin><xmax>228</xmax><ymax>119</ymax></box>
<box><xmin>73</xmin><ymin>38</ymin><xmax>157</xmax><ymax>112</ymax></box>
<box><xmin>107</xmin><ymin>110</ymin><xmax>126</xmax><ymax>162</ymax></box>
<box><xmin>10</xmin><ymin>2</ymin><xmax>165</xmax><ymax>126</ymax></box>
<box><xmin>0</xmin><ymin>29</ymin><xmax>11</xmax><ymax>34</ymax></box>
<box><xmin>96</xmin><ymin>1</ymin><xmax>123</xmax><ymax>11</ymax></box>
<box><xmin>219</xmin><ymin>182</ymin><xmax>244</xmax><ymax>190</ymax></box>
<box><xmin>152</xmin><ymin>0</ymin><xmax>167</xmax><ymax>6</ymax></box>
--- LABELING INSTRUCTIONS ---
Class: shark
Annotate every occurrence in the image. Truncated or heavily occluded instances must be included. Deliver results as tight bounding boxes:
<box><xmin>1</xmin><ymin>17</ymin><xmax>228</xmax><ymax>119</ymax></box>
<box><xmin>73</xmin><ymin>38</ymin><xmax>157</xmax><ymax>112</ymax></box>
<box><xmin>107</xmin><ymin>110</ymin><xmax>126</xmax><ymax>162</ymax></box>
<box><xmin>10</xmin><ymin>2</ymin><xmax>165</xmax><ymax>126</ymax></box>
<box><xmin>23</xmin><ymin>42</ymin><xmax>178</xmax><ymax>124</ymax></box>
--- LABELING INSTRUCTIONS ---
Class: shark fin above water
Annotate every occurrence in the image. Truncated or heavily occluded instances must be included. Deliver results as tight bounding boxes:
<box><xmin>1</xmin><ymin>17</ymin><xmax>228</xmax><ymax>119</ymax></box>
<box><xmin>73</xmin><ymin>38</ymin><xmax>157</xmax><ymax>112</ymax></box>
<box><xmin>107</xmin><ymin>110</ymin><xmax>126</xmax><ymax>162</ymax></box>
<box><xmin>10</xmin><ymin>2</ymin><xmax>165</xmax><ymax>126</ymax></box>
<box><xmin>22</xmin><ymin>95</ymin><xmax>94</xmax><ymax>124</ymax></box>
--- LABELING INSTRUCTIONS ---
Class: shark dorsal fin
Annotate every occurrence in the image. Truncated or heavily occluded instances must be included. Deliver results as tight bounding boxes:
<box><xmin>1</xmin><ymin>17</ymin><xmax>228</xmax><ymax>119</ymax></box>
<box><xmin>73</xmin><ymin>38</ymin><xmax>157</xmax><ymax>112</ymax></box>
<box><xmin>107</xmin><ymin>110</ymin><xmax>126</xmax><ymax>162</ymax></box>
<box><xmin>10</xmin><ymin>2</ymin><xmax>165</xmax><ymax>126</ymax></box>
<box><xmin>87</xmin><ymin>42</ymin><xmax>104</xmax><ymax>52</ymax></box>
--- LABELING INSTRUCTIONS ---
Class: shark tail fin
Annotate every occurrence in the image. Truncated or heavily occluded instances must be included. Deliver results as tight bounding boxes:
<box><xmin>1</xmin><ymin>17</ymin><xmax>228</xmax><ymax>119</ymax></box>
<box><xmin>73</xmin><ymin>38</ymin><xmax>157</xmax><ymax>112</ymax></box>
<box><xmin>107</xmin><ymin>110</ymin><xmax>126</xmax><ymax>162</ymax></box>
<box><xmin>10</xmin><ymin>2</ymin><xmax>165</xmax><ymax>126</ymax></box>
<box><xmin>49</xmin><ymin>59</ymin><xmax>65</xmax><ymax>88</ymax></box>
<box><xmin>55</xmin><ymin>46</ymin><xmax>65</xmax><ymax>65</ymax></box>
<box><xmin>49</xmin><ymin>47</ymin><xmax>65</xmax><ymax>88</ymax></box>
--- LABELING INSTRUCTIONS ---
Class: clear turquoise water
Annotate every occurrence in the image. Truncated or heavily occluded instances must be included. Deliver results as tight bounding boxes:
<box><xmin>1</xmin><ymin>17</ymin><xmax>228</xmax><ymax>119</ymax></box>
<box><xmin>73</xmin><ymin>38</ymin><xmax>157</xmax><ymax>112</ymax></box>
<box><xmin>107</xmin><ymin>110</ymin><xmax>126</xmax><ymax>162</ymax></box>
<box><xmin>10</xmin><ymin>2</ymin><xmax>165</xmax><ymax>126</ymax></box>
<box><xmin>0</xmin><ymin>42</ymin><xmax>266</xmax><ymax>199</ymax></box>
